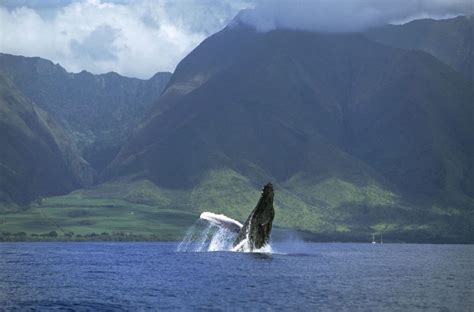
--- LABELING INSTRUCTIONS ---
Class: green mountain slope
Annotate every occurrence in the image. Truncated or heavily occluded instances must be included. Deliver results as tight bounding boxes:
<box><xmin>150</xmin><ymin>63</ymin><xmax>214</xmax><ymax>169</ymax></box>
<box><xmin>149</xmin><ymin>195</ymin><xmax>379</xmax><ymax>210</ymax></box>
<box><xmin>4</xmin><ymin>165</ymin><xmax>470</xmax><ymax>242</ymax></box>
<box><xmin>0</xmin><ymin>53</ymin><xmax>172</xmax><ymax>172</ymax></box>
<box><xmin>366</xmin><ymin>15</ymin><xmax>474</xmax><ymax>81</ymax></box>
<box><xmin>0</xmin><ymin>73</ymin><xmax>95</xmax><ymax>208</ymax></box>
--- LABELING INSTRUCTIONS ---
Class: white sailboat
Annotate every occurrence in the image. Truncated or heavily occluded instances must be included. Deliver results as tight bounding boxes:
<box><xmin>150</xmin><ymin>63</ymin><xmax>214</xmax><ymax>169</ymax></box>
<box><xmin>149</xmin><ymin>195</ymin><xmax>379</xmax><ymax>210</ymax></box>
<box><xmin>371</xmin><ymin>233</ymin><xmax>376</xmax><ymax>244</ymax></box>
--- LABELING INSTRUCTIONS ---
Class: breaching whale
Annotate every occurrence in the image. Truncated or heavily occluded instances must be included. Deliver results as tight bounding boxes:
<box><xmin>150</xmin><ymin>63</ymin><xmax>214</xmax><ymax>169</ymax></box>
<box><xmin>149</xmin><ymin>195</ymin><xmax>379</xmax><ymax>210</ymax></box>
<box><xmin>200</xmin><ymin>183</ymin><xmax>275</xmax><ymax>251</ymax></box>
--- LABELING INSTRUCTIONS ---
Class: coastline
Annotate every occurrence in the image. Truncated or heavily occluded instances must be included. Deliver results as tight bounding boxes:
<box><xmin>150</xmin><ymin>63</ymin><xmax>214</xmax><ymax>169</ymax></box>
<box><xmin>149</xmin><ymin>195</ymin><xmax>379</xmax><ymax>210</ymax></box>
<box><xmin>1</xmin><ymin>231</ymin><xmax>472</xmax><ymax>244</ymax></box>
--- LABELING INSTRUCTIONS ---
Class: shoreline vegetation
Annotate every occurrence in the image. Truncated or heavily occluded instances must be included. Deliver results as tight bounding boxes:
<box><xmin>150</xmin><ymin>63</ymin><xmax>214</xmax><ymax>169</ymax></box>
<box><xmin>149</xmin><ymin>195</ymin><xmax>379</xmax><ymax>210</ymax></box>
<box><xmin>2</xmin><ymin>174</ymin><xmax>472</xmax><ymax>245</ymax></box>
<box><xmin>0</xmin><ymin>231</ymin><xmax>170</xmax><ymax>242</ymax></box>
<box><xmin>1</xmin><ymin>230</ymin><xmax>471</xmax><ymax>244</ymax></box>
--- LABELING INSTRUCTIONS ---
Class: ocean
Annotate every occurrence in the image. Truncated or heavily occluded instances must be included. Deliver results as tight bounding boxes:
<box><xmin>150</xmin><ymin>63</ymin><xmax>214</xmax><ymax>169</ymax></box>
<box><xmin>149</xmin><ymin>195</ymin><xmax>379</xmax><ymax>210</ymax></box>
<box><xmin>1</xmin><ymin>242</ymin><xmax>473</xmax><ymax>310</ymax></box>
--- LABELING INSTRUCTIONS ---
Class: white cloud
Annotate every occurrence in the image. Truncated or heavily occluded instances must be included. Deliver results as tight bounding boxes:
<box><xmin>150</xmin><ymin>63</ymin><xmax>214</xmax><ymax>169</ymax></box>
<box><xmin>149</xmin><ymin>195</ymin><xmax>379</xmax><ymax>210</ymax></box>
<box><xmin>0</xmin><ymin>0</ymin><xmax>249</xmax><ymax>78</ymax></box>
<box><xmin>1</xmin><ymin>0</ymin><xmax>472</xmax><ymax>78</ymax></box>
<box><xmin>236</xmin><ymin>0</ymin><xmax>474</xmax><ymax>33</ymax></box>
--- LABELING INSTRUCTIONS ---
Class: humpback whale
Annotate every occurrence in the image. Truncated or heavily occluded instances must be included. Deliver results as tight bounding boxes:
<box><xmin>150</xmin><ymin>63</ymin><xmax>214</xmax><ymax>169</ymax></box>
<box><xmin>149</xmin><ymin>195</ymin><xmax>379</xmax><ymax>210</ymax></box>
<box><xmin>200</xmin><ymin>183</ymin><xmax>275</xmax><ymax>251</ymax></box>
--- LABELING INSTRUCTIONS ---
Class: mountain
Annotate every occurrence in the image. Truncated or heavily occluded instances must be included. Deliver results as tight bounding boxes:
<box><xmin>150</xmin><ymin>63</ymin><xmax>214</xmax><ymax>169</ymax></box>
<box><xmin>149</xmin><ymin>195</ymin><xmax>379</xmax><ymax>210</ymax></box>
<box><xmin>1</xmin><ymin>17</ymin><xmax>473</xmax><ymax>243</ymax></box>
<box><xmin>0</xmin><ymin>53</ymin><xmax>172</xmax><ymax>172</ymax></box>
<box><xmin>102</xmin><ymin>23</ymin><xmax>474</xmax><ymax>242</ymax></box>
<box><xmin>0</xmin><ymin>73</ymin><xmax>95</xmax><ymax>209</ymax></box>
<box><xmin>366</xmin><ymin>15</ymin><xmax>474</xmax><ymax>81</ymax></box>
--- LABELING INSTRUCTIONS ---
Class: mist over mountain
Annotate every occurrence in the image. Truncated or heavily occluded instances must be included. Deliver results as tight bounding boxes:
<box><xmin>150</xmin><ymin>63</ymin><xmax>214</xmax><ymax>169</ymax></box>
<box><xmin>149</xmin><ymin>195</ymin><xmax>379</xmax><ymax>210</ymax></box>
<box><xmin>0</xmin><ymin>73</ymin><xmax>95</xmax><ymax>208</ymax></box>
<box><xmin>235</xmin><ymin>0</ymin><xmax>473</xmax><ymax>33</ymax></box>
<box><xmin>0</xmin><ymin>53</ymin><xmax>171</xmax><ymax>172</ymax></box>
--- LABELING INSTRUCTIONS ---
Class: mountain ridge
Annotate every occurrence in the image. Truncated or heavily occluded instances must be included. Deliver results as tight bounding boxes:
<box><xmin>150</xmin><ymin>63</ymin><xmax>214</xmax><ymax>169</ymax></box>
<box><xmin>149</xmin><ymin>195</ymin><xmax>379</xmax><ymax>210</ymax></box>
<box><xmin>0</xmin><ymin>73</ymin><xmax>95</xmax><ymax>207</ymax></box>
<box><xmin>366</xmin><ymin>15</ymin><xmax>474</xmax><ymax>81</ymax></box>
<box><xmin>0</xmin><ymin>53</ymin><xmax>172</xmax><ymax>172</ymax></box>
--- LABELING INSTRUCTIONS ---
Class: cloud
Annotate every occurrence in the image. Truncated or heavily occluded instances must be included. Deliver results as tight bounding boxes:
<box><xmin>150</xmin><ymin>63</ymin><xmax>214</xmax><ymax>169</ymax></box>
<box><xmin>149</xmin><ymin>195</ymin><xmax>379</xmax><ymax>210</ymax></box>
<box><xmin>70</xmin><ymin>24</ymin><xmax>121</xmax><ymax>62</ymax></box>
<box><xmin>1</xmin><ymin>0</ymin><xmax>472</xmax><ymax>78</ymax></box>
<box><xmin>0</xmin><ymin>0</ymin><xmax>250</xmax><ymax>78</ymax></box>
<box><xmin>236</xmin><ymin>0</ymin><xmax>474</xmax><ymax>33</ymax></box>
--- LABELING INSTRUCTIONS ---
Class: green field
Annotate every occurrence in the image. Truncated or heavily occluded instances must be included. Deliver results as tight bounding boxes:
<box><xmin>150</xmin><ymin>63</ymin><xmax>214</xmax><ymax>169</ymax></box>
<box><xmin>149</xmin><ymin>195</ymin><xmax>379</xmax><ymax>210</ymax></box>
<box><xmin>0</xmin><ymin>199</ymin><xmax>198</xmax><ymax>240</ymax></box>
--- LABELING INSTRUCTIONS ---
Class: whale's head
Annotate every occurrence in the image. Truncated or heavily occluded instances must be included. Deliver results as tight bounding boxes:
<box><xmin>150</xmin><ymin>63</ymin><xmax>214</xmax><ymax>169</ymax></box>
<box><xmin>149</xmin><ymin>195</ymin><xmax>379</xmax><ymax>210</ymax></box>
<box><xmin>234</xmin><ymin>183</ymin><xmax>275</xmax><ymax>250</ymax></box>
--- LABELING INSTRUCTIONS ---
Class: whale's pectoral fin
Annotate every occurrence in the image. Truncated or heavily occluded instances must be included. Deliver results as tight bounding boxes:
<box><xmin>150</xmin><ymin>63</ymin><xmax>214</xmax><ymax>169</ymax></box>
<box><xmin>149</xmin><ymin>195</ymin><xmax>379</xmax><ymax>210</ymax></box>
<box><xmin>200</xmin><ymin>212</ymin><xmax>242</xmax><ymax>233</ymax></box>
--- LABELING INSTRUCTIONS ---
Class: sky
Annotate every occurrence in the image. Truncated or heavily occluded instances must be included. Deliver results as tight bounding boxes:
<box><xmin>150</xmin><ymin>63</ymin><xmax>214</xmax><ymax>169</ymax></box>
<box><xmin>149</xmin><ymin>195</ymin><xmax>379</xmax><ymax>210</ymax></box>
<box><xmin>0</xmin><ymin>0</ymin><xmax>472</xmax><ymax>79</ymax></box>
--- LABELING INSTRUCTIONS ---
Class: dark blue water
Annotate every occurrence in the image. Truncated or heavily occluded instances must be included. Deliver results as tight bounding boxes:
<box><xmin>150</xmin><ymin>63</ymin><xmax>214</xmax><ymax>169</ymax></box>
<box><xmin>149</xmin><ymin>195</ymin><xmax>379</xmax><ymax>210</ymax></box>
<box><xmin>0</xmin><ymin>242</ymin><xmax>473</xmax><ymax>311</ymax></box>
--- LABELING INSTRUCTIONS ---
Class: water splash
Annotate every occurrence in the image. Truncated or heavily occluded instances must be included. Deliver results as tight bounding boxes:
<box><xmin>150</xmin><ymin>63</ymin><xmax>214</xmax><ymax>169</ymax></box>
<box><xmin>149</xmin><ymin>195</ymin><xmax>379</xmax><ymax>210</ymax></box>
<box><xmin>177</xmin><ymin>221</ymin><xmax>237</xmax><ymax>252</ymax></box>
<box><xmin>177</xmin><ymin>212</ymin><xmax>272</xmax><ymax>253</ymax></box>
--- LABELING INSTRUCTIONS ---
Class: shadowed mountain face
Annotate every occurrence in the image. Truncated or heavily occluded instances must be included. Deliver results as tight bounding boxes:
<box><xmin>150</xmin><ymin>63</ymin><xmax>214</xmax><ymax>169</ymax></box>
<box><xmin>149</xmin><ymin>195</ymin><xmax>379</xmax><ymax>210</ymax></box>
<box><xmin>0</xmin><ymin>53</ymin><xmax>172</xmax><ymax>172</ymax></box>
<box><xmin>107</xmin><ymin>26</ymin><xmax>474</xmax><ymax>202</ymax></box>
<box><xmin>366</xmin><ymin>15</ymin><xmax>474</xmax><ymax>81</ymax></box>
<box><xmin>99</xmin><ymin>23</ymin><xmax>474</xmax><ymax>242</ymax></box>
<box><xmin>0</xmin><ymin>74</ymin><xmax>95</xmax><ymax>207</ymax></box>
